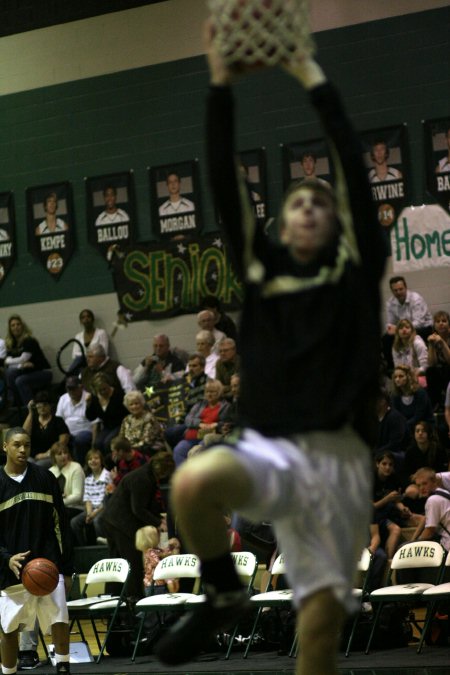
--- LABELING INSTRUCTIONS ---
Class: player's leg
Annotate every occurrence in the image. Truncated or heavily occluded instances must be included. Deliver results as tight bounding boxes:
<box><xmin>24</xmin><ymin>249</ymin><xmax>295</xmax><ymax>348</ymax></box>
<box><xmin>171</xmin><ymin>445</ymin><xmax>254</xmax><ymax>557</ymax></box>
<box><xmin>0</xmin><ymin>628</ymin><xmax>19</xmax><ymax>671</ymax></box>
<box><xmin>296</xmin><ymin>589</ymin><xmax>346</xmax><ymax>675</ymax></box>
<box><xmin>155</xmin><ymin>445</ymin><xmax>255</xmax><ymax>663</ymax></box>
<box><xmin>50</xmin><ymin>623</ymin><xmax>70</xmax><ymax>674</ymax></box>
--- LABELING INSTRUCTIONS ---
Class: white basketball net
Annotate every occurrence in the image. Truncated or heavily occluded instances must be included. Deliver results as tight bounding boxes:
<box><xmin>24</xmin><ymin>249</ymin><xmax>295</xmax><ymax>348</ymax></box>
<box><xmin>208</xmin><ymin>0</ymin><xmax>316</xmax><ymax>67</ymax></box>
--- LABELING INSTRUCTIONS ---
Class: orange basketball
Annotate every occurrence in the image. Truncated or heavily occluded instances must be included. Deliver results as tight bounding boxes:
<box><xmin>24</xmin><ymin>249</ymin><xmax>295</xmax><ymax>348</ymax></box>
<box><xmin>21</xmin><ymin>558</ymin><xmax>59</xmax><ymax>596</ymax></box>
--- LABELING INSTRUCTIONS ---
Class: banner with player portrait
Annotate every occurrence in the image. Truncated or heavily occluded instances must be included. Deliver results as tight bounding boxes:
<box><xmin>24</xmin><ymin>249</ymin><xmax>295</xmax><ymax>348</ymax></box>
<box><xmin>112</xmin><ymin>233</ymin><xmax>243</xmax><ymax>322</ymax></box>
<box><xmin>361</xmin><ymin>125</ymin><xmax>409</xmax><ymax>229</ymax></box>
<box><xmin>424</xmin><ymin>117</ymin><xmax>450</xmax><ymax>214</ymax></box>
<box><xmin>282</xmin><ymin>138</ymin><xmax>333</xmax><ymax>191</ymax></box>
<box><xmin>26</xmin><ymin>182</ymin><xmax>74</xmax><ymax>279</ymax></box>
<box><xmin>238</xmin><ymin>148</ymin><xmax>268</xmax><ymax>227</ymax></box>
<box><xmin>149</xmin><ymin>160</ymin><xmax>202</xmax><ymax>240</ymax></box>
<box><xmin>0</xmin><ymin>192</ymin><xmax>16</xmax><ymax>286</ymax></box>
<box><xmin>86</xmin><ymin>171</ymin><xmax>136</xmax><ymax>261</ymax></box>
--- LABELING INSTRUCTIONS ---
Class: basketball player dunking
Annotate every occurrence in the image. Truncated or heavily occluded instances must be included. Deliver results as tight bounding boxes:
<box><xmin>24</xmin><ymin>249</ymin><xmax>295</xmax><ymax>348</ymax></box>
<box><xmin>155</xmin><ymin>16</ymin><xmax>387</xmax><ymax>675</ymax></box>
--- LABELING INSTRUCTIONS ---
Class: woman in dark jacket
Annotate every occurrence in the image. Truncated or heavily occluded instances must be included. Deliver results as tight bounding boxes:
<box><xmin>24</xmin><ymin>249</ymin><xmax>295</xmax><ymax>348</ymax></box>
<box><xmin>101</xmin><ymin>451</ymin><xmax>175</xmax><ymax>598</ymax></box>
<box><xmin>4</xmin><ymin>315</ymin><xmax>52</xmax><ymax>406</ymax></box>
<box><xmin>85</xmin><ymin>373</ymin><xmax>128</xmax><ymax>453</ymax></box>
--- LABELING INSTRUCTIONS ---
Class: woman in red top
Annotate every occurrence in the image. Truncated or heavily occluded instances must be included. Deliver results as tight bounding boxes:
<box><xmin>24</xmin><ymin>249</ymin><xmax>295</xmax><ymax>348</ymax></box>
<box><xmin>173</xmin><ymin>380</ymin><xmax>230</xmax><ymax>467</ymax></box>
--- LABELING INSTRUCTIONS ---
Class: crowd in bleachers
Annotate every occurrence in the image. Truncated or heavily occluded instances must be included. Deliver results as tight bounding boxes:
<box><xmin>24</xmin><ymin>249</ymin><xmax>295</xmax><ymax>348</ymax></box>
<box><xmin>1</xmin><ymin>280</ymin><xmax>450</xmax><ymax>615</ymax></box>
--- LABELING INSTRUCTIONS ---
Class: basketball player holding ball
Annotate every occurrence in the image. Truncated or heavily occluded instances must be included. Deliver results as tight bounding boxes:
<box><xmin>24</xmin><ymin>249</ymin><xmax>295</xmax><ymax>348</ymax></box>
<box><xmin>155</xmin><ymin>8</ymin><xmax>387</xmax><ymax>675</ymax></box>
<box><xmin>0</xmin><ymin>428</ymin><xmax>73</xmax><ymax>675</ymax></box>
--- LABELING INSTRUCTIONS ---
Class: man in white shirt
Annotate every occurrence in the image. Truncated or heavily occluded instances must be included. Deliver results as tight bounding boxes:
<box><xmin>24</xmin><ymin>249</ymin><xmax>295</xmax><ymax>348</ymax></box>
<box><xmin>197</xmin><ymin>310</ymin><xmax>225</xmax><ymax>353</ymax></box>
<box><xmin>413</xmin><ymin>467</ymin><xmax>450</xmax><ymax>551</ymax></box>
<box><xmin>81</xmin><ymin>344</ymin><xmax>134</xmax><ymax>395</ymax></box>
<box><xmin>56</xmin><ymin>377</ymin><xmax>94</xmax><ymax>464</ymax></box>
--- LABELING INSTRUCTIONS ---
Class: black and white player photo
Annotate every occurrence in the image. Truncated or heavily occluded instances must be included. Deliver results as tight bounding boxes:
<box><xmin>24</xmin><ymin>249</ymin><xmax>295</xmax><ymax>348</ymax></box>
<box><xmin>0</xmin><ymin>191</ymin><xmax>15</xmax><ymax>285</ymax></box>
<box><xmin>424</xmin><ymin>117</ymin><xmax>450</xmax><ymax>213</ymax></box>
<box><xmin>86</xmin><ymin>170</ymin><xmax>136</xmax><ymax>257</ymax></box>
<box><xmin>361</xmin><ymin>125</ymin><xmax>409</xmax><ymax>228</ymax></box>
<box><xmin>26</xmin><ymin>181</ymin><xmax>74</xmax><ymax>278</ymax></box>
<box><xmin>282</xmin><ymin>138</ymin><xmax>332</xmax><ymax>190</ymax></box>
<box><xmin>150</xmin><ymin>160</ymin><xmax>201</xmax><ymax>239</ymax></box>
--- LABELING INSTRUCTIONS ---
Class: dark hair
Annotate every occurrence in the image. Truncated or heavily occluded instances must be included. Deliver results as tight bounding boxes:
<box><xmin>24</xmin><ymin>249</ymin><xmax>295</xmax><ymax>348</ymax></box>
<box><xmin>43</xmin><ymin>192</ymin><xmax>58</xmax><ymax>209</ymax></box>
<box><xmin>375</xmin><ymin>450</ymin><xmax>395</xmax><ymax>465</ymax></box>
<box><xmin>79</xmin><ymin>308</ymin><xmax>95</xmax><ymax>322</ymax></box>
<box><xmin>4</xmin><ymin>427</ymin><xmax>29</xmax><ymax>442</ymax></box>
<box><xmin>110</xmin><ymin>435</ymin><xmax>131</xmax><ymax>452</ymax></box>
<box><xmin>389</xmin><ymin>276</ymin><xmax>406</xmax><ymax>287</ymax></box>
<box><xmin>300</xmin><ymin>151</ymin><xmax>317</xmax><ymax>162</ymax></box>
<box><xmin>200</xmin><ymin>295</ymin><xmax>222</xmax><ymax>311</ymax></box>
<box><xmin>34</xmin><ymin>390</ymin><xmax>51</xmax><ymax>404</ymax></box>
<box><xmin>150</xmin><ymin>451</ymin><xmax>176</xmax><ymax>481</ymax></box>
<box><xmin>102</xmin><ymin>185</ymin><xmax>117</xmax><ymax>196</ymax></box>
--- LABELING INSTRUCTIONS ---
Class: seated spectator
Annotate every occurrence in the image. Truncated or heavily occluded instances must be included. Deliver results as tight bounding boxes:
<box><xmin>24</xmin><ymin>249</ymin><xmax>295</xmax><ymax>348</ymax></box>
<box><xmin>190</xmin><ymin>373</ymin><xmax>241</xmax><ymax>454</ymax></box>
<box><xmin>392</xmin><ymin>319</ymin><xmax>428</xmax><ymax>381</ymax></box>
<box><xmin>172</xmin><ymin>379</ymin><xmax>230</xmax><ymax>466</ymax></box>
<box><xmin>120</xmin><ymin>390</ymin><xmax>166</xmax><ymax>457</ymax></box>
<box><xmin>133</xmin><ymin>334</ymin><xmax>185</xmax><ymax>391</ymax></box>
<box><xmin>0</xmin><ymin>337</ymin><xmax>6</xmax><ymax>414</ymax></box>
<box><xmin>197</xmin><ymin>310</ymin><xmax>225</xmax><ymax>352</ymax></box>
<box><xmin>49</xmin><ymin>443</ymin><xmax>85</xmax><ymax>521</ymax></box>
<box><xmin>366</xmin><ymin>520</ymin><xmax>388</xmax><ymax>593</ymax></box>
<box><xmin>391</xmin><ymin>365</ymin><xmax>434</xmax><ymax>434</ymax></box>
<box><xmin>215</xmin><ymin>338</ymin><xmax>240</xmax><ymax>399</ymax></box>
<box><xmin>446</xmin><ymin>381</ymin><xmax>450</xmax><ymax>442</ymax></box>
<box><xmin>85</xmin><ymin>373</ymin><xmax>128</xmax><ymax>453</ymax></box>
<box><xmin>165</xmin><ymin>352</ymin><xmax>208</xmax><ymax>450</ymax></box>
<box><xmin>375</xmin><ymin>390</ymin><xmax>409</xmax><ymax>469</ymax></box>
<box><xmin>427</xmin><ymin>310</ymin><xmax>450</xmax><ymax>410</ymax></box>
<box><xmin>135</xmin><ymin>526</ymin><xmax>181</xmax><ymax>596</ymax></box>
<box><xmin>69</xmin><ymin>309</ymin><xmax>109</xmax><ymax>375</ymax></box>
<box><xmin>71</xmin><ymin>449</ymin><xmax>112</xmax><ymax>545</ymax></box>
<box><xmin>200</xmin><ymin>295</ymin><xmax>238</xmax><ymax>342</ymax></box>
<box><xmin>23</xmin><ymin>390</ymin><xmax>70</xmax><ymax>469</ymax></box>
<box><xmin>109</xmin><ymin>435</ymin><xmax>147</xmax><ymax>488</ymax></box>
<box><xmin>411</xmin><ymin>467</ymin><xmax>450</xmax><ymax>549</ymax></box>
<box><xmin>372</xmin><ymin>451</ymin><xmax>424</xmax><ymax>558</ymax></box>
<box><xmin>55</xmin><ymin>375</ymin><xmax>94</xmax><ymax>464</ymax></box>
<box><xmin>402</xmin><ymin>421</ymin><xmax>449</xmax><ymax>505</ymax></box>
<box><xmin>81</xmin><ymin>343</ymin><xmax>133</xmax><ymax>396</ymax></box>
<box><xmin>4</xmin><ymin>314</ymin><xmax>52</xmax><ymax>406</ymax></box>
<box><xmin>224</xmin><ymin>510</ymin><xmax>242</xmax><ymax>552</ymax></box>
<box><xmin>195</xmin><ymin>330</ymin><xmax>218</xmax><ymax>379</ymax></box>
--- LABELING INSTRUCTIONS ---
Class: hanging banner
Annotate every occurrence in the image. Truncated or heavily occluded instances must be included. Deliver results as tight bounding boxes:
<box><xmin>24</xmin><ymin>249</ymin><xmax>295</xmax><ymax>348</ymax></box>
<box><xmin>149</xmin><ymin>160</ymin><xmax>202</xmax><ymax>240</ymax></box>
<box><xmin>361</xmin><ymin>125</ymin><xmax>409</xmax><ymax>229</ymax></box>
<box><xmin>424</xmin><ymin>117</ymin><xmax>450</xmax><ymax>214</ymax></box>
<box><xmin>112</xmin><ymin>233</ymin><xmax>243</xmax><ymax>322</ymax></box>
<box><xmin>391</xmin><ymin>204</ymin><xmax>450</xmax><ymax>272</ymax></box>
<box><xmin>85</xmin><ymin>170</ymin><xmax>136</xmax><ymax>261</ymax></box>
<box><xmin>238</xmin><ymin>148</ymin><xmax>268</xmax><ymax>227</ymax></box>
<box><xmin>0</xmin><ymin>192</ymin><xmax>15</xmax><ymax>286</ymax></box>
<box><xmin>26</xmin><ymin>182</ymin><xmax>75</xmax><ymax>279</ymax></box>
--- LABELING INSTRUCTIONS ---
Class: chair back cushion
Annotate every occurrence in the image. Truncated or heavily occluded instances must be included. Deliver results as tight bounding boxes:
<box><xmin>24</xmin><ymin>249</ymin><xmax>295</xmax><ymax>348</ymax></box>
<box><xmin>85</xmin><ymin>558</ymin><xmax>130</xmax><ymax>584</ymax></box>
<box><xmin>154</xmin><ymin>554</ymin><xmax>200</xmax><ymax>582</ymax></box>
<box><xmin>392</xmin><ymin>541</ymin><xmax>445</xmax><ymax>570</ymax></box>
<box><xmin>231</xmin><ymin>551</ymin><xmax>257</xmax><ymax>579</ymax></box>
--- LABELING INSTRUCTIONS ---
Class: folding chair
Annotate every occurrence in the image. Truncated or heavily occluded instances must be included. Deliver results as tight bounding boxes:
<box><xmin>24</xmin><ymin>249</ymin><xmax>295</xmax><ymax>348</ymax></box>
<box><xmin>220</xmin><ymin>551</ymin><xmax>258</xmax><ymax>659</ymax></box>
<box><xmin>364</xmin><ymin>540</ymin><xmax>446</xmax><ymax>654</ymax></box>
<box><xmin>131</xmin><ymin>553</ymin><xmax>201</xmax><ymax>662</ymax></box>
<box><xmin>344</xmin><ymin>547</ymin><xmax>373</xmax><ymax>657</ymax></box>
<box><xmin>243</xmin><ymin>552</ymin><xmax>294</xmax><ymax>659</ymax></box>
<box><xmin>416</xmin><ymin>549</ymin><xmax>450</xmax><ymax>653</ymax></box>
<box><xmin>66</xmin><ymin>557</ymin><xmax>130</xmax><ymax>663</ymax></box>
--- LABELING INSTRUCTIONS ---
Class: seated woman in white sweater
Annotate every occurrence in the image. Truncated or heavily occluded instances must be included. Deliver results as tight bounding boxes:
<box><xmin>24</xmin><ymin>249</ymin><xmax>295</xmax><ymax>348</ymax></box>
<box><xmin>49</xmin><ymin>443</ymin><xmax>85</xmax><ymax>521</ymax></box>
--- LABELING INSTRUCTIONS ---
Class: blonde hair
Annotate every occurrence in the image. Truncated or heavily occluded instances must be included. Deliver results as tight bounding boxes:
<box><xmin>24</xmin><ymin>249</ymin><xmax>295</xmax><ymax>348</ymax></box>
<box><xmin>392</xmin><ymin>319</ymin><xmax>416</xmax><ymax>352</ymax></box>
<box><xmin>135</xmin><ymin>525</ymin><xmax>160</xmax><ymax>552</ymax></box>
